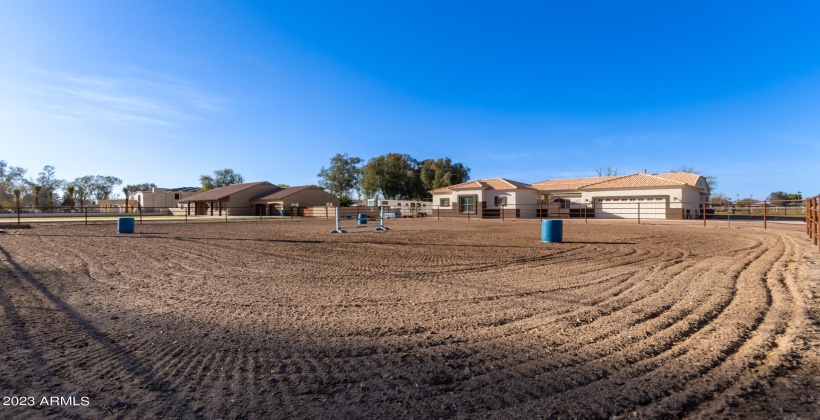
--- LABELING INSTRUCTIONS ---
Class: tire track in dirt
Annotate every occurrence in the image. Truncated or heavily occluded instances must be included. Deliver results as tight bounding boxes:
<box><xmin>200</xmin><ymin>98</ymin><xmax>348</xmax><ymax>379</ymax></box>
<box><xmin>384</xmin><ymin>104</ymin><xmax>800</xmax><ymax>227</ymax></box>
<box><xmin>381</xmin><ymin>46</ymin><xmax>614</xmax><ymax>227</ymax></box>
<box><xmin>1</xmin><ymin>221</ymin><xmax>815</xmax><ymax>419</ymax></box>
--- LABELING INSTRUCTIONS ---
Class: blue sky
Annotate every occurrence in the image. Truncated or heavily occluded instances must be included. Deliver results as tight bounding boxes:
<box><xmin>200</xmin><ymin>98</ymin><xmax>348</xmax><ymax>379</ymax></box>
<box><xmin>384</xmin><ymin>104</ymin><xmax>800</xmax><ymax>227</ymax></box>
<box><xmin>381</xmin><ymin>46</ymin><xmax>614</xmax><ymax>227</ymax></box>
<box><xmin>1</xmin><ymin>1</ymin><xmax>818</xmax><ymax>199</ymax></box>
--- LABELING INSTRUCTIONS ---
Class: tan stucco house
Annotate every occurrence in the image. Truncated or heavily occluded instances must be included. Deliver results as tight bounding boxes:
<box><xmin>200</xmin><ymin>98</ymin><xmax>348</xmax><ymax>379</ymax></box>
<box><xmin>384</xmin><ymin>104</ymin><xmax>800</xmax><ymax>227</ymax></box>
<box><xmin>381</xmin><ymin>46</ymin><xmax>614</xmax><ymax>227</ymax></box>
<box><xmin>532</xmin><ymin>172</ymin><xmax>711</xmax><ymax>219</ymax></box>
<box><xmin>429</xmin><ymin>172</ymin><xmax>710</xmax><ymax>220</ymax></box>
<box><xmin>131</xmin><ymin>187</ymin><xmax>199</xmax><ymax>212</ymax></box>
<box><xmin>430</xmin><ymin>178</ymin><xmax>539</xmax><ymax>218</ymax></box>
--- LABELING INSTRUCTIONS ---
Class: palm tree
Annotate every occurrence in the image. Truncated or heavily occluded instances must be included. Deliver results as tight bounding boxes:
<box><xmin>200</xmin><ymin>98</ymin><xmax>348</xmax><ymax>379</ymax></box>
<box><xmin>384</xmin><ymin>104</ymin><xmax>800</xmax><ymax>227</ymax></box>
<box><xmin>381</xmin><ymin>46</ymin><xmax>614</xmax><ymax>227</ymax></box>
<box><xmin>77</xmin><ymin>187</ymin><xmax>85</xmax><ymax>212</ymax></box>
<box><xmin>33</xmin><ymin>185</ymin><xmax>42</xmax><ymax>210</ymax></box>
<box><xmin>66</xmin><ymin>185</ymin><xmax>75</xmax><ymax>211</ymax></box>
<box><xmin>13</xmin><ymin>188</ymin><xmax>21</xmax><ymax>224</ymax></box>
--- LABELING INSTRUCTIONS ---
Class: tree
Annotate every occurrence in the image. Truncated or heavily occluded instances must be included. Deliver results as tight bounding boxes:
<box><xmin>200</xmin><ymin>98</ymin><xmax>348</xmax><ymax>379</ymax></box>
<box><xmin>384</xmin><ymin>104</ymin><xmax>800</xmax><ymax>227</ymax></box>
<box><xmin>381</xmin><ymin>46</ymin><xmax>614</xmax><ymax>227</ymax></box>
<box><xmin>123</xmin><ymin>187</ymin><xmax>130</xmax><ymax>212</ymax></box>
<box><xmin>71</xmin><ymin>175</ymin><xmax>123</xmax><ymax>202</ymax></box>
<box><xmin>199</xmin><ymin>168</ymin><xmax>244</xmax><ymax>191</ymax></box>
<box><xmin>33</xmin><ymin>185</ymin><xmax>42</xmax><ymax>209</ymax></box>
<box><xmin>66</xmin><ymin>185</ymin><xmax>75</xmax><ymax>210</ymax></box>
<box><xmin>361</xmin><ymin>154</ymin><xmax>420</xmax><ymax>200</ymax></box>
<box><xmin>668</xmin><ymin>165</ymin><xmax>717</xmax><ymax>191</ymax></box>
<box><xmin>595</xmin><ymin>167</ymin><xmax>619</xmax><ymax>177</ymax></box>
<box><xmin>418</xmin><ymin>158</ymin><xmax>470</xmax><ymax>193</ymax></box>
<box><xmin>317</xmin><ymin>153</ymin><xmax>362</xmax><ymax>204</ymax></box>
<box><xmin>0</xmin><ymin>160</ymin><xmax>28</xmax><ymax>208</ymax></box>
<box><xmin>125</xmin><ymin>183</ymin><xmax>157</xmax><ymax>193</ymax></box>
<box><xmin>710</xmin><ymin>192</ymin><xmax>731</xmax><ymax>205</ymax></box>
<box><xmin>767</xmin><ymin>191</ymin><xmax>802</xmax><ymax>204</ymax></box>
<box><xmin>36</xmin><ymin>165</ymin><xmax>64</xmax><ymax>191</ymax></box>
<box><xmin>31</xmin><ymin>165</ymin><xmax>63</xmax><ymax>209</ymax></box>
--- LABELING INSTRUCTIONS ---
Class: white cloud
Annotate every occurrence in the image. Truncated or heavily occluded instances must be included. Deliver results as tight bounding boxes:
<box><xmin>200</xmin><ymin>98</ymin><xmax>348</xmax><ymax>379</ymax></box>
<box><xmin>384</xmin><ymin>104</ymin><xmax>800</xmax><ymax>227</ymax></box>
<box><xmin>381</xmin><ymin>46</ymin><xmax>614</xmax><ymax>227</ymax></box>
<box><xmin>8</xmin><ymin>68</ymin><xmax>229</xmax><ymax>127</ymax></box>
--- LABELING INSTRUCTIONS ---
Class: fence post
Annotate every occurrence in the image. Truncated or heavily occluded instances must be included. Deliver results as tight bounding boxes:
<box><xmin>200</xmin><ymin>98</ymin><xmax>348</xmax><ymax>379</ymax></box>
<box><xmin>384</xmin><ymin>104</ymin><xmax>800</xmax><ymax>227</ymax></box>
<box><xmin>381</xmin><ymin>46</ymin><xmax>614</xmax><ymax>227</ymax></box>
<box><xmin>637</xmin><ymin>202</ymin><xmax>641</xmax><ymax>225</ymax></box>
<box><xmin>225</xmin><ymin>207</ymin><xmax>228</xmax><ymax>223</ymax></box>
<box><xmin>85</xmin><ymin>207</ymin><xmax>88</xmax><ymax>226</ymax></box>
<box><xmin>763</xmin><ymin>200</ymin><xmax>767</xmax><ymax>230</ymax></box>
<box><xmin>703</xmin><ymin>202</ymin><xmax>706</xmax><ymax>226</ymax></box>
<box><xmin>139</xmin><ymin>206</ymin><xmax>143</xmax><ymax>224</ymax></box>
<box><xmin>584</xmin><ymin>205</ymin><xmax>588</xmax><ymax>223</ymax></box>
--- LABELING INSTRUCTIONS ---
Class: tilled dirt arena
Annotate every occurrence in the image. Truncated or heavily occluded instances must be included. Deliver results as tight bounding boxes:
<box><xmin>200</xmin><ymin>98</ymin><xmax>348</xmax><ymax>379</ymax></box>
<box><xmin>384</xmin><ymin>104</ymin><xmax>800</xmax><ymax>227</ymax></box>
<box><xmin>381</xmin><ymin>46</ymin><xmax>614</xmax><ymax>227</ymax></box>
<box><xmin>1</xmin><ymin>218</ymin><xmax>818</xmax><ymax>419</ymax></box>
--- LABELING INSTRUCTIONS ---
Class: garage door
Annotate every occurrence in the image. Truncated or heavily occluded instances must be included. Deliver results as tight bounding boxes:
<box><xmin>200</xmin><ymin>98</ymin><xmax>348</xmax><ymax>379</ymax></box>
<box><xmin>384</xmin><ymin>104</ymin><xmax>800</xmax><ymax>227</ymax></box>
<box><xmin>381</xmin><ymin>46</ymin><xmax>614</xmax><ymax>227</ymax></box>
<box><xmin>595</xmin><ymin>197</ymin><xmax>666</xmax><ymax>219</ymax></box>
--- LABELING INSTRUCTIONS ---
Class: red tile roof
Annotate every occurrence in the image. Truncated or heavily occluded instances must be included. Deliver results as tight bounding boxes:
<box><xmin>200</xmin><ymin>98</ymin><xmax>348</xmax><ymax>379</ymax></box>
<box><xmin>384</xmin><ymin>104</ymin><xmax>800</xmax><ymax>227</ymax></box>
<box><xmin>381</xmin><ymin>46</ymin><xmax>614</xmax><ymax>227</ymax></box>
<box><xmin>430</xmin><ymin>178</ymin><xmax>536</xmax><ymax>194</ymax></box>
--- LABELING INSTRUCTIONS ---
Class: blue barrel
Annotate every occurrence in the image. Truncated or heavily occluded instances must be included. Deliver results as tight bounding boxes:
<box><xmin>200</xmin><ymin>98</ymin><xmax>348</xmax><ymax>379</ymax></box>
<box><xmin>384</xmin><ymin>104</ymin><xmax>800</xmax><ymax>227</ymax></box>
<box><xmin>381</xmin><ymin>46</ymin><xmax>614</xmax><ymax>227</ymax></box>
<box><xmin>541</xmin><ymin>219</ymin><xmax>563</xmax><ymax>243</ymax></box>
<box><xmin>118</xmin><ymin>217</ymin><xmax>135</xmax><ymax>234</ymax></box>
<box><xmin>358</xmin><ymin>213</ymin><xmax>368</xmax><ymax>225</ymax></box>
<box><xmin>280</xmin><ymin>209</ymin><xmax>287</xmax><ymax>216</ymax></box>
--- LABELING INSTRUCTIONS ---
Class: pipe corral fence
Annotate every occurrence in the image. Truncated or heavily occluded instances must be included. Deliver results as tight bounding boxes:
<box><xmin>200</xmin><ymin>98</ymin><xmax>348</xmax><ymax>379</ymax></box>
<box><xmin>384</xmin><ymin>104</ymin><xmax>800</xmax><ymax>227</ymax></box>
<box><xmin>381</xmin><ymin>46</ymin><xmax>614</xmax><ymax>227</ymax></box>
<box><xmin>2</xmin><ymin>198</ymin><xmax>819</xmax><ymax>254</ymax></box>
<box><xmin>808</xmin><ymin>194</ymin><xmax>820</xmax><ymax>254</ymax></box>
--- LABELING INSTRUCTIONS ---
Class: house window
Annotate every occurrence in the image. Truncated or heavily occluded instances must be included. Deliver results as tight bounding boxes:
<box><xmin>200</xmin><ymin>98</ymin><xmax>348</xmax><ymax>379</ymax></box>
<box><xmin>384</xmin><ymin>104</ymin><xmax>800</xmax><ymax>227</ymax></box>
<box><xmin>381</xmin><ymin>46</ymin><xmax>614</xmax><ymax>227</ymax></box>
<box><xmin>381</xmin><ymin>200</ymin><xmax>389</xmax><ymax>205</ymax></box>
<box><xmin>458</xmin><ymin>196</ymin><xmax>476</xmax><ymax>214</ymax></box>
<box><xmin>439</xmin><ymin>198</ymin><xmax>450</xmax><ymax>207</ymax></box>
<box><xmin>174</xmin><ymin>193</ymin><xmax>180</xmax><ymax>200</ymax></box>
<box><xmin>494</xmin><ymin>196</ymin><xmax>507</xmax><ymax>206</ymax></box>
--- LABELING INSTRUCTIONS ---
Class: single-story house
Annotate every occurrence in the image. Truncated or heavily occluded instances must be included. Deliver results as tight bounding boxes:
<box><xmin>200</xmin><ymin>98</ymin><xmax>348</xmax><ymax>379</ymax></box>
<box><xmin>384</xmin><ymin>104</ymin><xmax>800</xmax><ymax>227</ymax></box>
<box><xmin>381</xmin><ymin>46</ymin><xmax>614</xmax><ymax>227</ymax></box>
<box><xmin>179</xmin><ymin>182</ymin><xmax>281</xmax><ymax>216</ymax></box>
<box><xmin>430</xmin><ymin>178</ymin><xmax>539</xmax><ymax>218</ymax></box>
<box><xmin>250</xmin><ymin>185</ymin><xmax>340</xmax><ymax>216</ymax></box>
<box><xmin>178</xmin><ymin>182</ymin><xmax>342</xmax><ymax>216</ymax></box>
<box><xmin>532</xmin><ymin>172</ymin><xmax>711</xmax><ymax>219</ymax></box>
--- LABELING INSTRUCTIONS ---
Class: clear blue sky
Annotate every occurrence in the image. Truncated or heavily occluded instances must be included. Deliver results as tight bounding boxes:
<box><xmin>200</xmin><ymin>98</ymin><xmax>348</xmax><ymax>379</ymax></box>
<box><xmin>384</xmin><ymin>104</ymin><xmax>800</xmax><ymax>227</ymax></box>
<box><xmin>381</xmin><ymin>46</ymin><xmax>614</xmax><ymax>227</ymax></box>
<box><xmin>1</xmin><ymin>1</ymin><xmax>818</xmax><ymax>200</ymax></box>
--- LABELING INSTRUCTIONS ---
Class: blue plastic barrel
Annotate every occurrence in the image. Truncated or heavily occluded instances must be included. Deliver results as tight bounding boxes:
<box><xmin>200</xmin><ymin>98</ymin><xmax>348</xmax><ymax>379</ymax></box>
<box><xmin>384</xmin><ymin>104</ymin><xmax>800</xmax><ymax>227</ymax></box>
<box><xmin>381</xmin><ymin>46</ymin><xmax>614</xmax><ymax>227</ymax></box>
<box><xmin>541</xmin><ymin>219</ymin><xmax>563</xmax><ymax>243</ymax></box>
<box><xmin>118</xmin><ymin>217</ymin><xmax>135</xmax><ymax>234</ymax></box>
<box><xmin>358</xmin><ymin>213</ymin><xmax>368</xmax><ymax>225</ymax></box>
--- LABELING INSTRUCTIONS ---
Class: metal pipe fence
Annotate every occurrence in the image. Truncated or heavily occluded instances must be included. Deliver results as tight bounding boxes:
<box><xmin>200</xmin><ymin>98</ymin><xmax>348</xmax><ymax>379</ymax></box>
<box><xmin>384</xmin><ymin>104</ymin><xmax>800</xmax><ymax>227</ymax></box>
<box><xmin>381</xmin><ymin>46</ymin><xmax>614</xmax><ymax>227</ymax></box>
<box><xmin>2</xmin><ymin>199</ymin><xmax>815</xmax><ymax>244</ymax></box>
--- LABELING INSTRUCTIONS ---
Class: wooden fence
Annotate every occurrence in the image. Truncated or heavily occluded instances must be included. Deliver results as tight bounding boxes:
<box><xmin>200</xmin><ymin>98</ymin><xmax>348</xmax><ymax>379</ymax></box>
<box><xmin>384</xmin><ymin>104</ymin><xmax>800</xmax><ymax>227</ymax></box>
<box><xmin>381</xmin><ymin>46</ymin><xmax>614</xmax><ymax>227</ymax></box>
<box><xmin>808</xmin><ymin>195</ymin><xmax>820</xmax><ymax>253</ymax></box>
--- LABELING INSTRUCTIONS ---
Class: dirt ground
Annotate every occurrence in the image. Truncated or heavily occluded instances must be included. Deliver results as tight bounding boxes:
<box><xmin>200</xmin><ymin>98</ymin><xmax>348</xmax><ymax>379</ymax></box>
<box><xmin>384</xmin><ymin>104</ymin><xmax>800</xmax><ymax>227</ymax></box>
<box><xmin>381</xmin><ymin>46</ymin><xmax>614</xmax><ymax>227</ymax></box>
<box><xmin>0</xmin><ymin>218</ymin><xmax>818</xmax><ymax>419</ymax></box>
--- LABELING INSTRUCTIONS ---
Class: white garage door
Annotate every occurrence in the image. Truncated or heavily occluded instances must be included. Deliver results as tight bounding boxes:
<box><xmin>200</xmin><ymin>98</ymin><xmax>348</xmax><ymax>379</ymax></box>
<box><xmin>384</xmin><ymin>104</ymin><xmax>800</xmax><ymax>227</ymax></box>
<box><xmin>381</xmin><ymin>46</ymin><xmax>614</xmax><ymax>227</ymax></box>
<box><xmin>595</xmin><ymin>197</ymin><xmax>666</xmax><ymax>219</ymax></box>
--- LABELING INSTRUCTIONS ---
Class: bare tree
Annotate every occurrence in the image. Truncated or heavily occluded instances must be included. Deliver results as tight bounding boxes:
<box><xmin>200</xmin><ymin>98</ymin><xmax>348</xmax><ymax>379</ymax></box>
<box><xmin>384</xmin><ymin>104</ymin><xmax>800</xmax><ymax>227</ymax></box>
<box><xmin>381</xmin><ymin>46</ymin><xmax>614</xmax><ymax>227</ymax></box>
<box><xmin>668</xmin><ymin>165</ymin><xmax>717</xmax><ymax>191</ymax></box>
<box><xmin>595</xmin><ymin>167</ymin><xmax>619</xmax><ymax>177</ymax></box>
